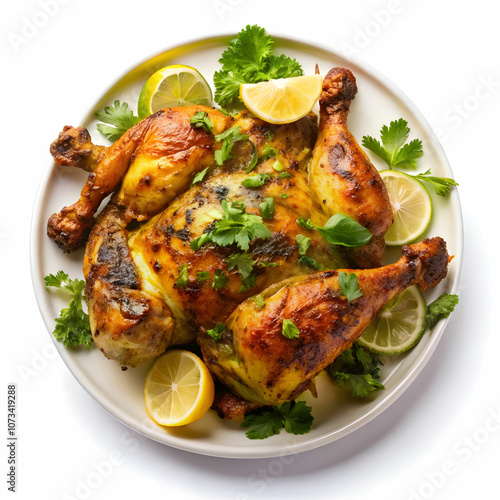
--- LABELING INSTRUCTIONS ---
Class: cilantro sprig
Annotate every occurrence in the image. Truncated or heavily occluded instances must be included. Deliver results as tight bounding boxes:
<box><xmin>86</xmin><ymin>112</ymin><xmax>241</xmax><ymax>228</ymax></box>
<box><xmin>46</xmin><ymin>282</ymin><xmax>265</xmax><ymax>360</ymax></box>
<box><xmin>362</xmin><ymin>118</ymin><xmax>458</xmax><ymax>196</ymax></box>
<box><xmin>241</xmin><ymin>400</ymin><xmax>314</xmax><ymax>439</ymax></box>
<box><xmin>95</xmin><ymin>100</ymin><xmax>140</xmax><ymax>142</ymax></box>
<box><xmin>191</xmin><ymin>199</ymin><xmax>271</xmax><ymax>252</ymax></box>
<box><xmin>44</xmin><ymin>271</ymin><xmax>92</xmax><ymax>349</ymax></box>
<box><xmin>214</xmin><ymin>25</ymin><xmax>303</xmax><ymax>110</ymax></box>
<box><xmin>362</xmin><ymin>118</ymin><xmax>423</xmax><ymax>169</ymax></box>
<box><xmin>328</xmin><ymin>343</ymin><xmax>384</xmax><ymax>398</ymax></box>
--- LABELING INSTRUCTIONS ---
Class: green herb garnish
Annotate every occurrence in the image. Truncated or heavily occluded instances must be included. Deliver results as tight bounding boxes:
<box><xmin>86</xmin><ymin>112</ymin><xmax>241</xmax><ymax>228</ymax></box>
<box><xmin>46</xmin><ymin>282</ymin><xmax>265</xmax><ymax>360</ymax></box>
<box><xmin>44</xmin><ymin>271</ymin><xmax>92</xmax><ymax>349</ymax></box>
<box><xmin>338</xmin><ymin>272</ymin><xmax>363</xmax><ymax>303</ymax></box>
<box><xmin>95</xmin><ymin>100</ymin><xmax>140</xmax><ymax>142</ymax></box>
<box><xmin>241</xmin><ymin>401</ymin><xmax>314</xmax><ymax>439</ymax></box>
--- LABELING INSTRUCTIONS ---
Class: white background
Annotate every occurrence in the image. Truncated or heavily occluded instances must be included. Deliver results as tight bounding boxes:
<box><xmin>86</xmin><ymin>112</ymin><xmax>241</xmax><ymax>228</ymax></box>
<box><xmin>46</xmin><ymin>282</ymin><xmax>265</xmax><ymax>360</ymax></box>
<box><xmin>2</xmin><ymin>1</ymin><xmax>499</xmax><ymax>499</ymax></box>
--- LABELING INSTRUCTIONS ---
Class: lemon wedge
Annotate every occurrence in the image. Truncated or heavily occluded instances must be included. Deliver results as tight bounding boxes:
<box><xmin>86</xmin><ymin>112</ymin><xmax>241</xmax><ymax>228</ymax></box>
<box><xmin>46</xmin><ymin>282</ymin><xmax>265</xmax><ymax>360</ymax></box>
<box><xmin>380</xmin><ymin>170</ymin><xmax>433</xmax><ymax>246</ymax></box>
<box><xmin>144</xmin><ymin>349</ymin><xmax>215</xmax><ymax>427</ymax></box>
<box><xmin>239</xmin><ymin>74</ymin><xmax>322</xmax><ymax>124</ymax></box>
<box><xmin>138</xmin><ymin>65</ymin><xmax>213</xmax><ymax>119</ymax></box>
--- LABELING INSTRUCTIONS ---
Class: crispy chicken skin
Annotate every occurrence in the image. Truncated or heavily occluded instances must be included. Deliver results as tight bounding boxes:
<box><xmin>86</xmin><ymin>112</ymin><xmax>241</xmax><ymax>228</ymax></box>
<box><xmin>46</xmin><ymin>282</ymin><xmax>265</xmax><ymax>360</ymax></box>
<box><xmin>199</xmin><ymin>237</ymin><xmax>450</xmax><ymax>406</ymax></box>
<box><xmin>46</xmin><ymin>67</ymin><xmax>449</xmax><ymax>411</ymax></box>
<box><xmin>47</xmin><ymin>105</ymin><xmax>232</xmax><ymax>252</ymax></box>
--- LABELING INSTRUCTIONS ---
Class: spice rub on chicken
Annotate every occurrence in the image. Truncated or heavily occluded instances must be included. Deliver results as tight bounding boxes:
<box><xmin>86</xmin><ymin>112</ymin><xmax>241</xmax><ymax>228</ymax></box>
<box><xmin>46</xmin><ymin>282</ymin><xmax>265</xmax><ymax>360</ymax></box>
<box><xmin>47</xmin><ymin>68</ymin><xmax>450</xmax><ymax>408</ymax></box>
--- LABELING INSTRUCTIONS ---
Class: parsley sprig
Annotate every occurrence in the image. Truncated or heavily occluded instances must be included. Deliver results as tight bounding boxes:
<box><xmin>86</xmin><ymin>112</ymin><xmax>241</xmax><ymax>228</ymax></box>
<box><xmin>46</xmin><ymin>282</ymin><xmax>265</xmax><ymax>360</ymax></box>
<box><xmin>191</xmin><ymin>199</ymin><xmax>271</xmax><ymax>252</ymax></box>
<box><xmin>362</xmin><ymin>118</ymin><xmax>458</xmax><ymax>196</ymax></box>
<box><xmin>44</xmin><ymin>271</ymin><xmax>92</xmax><ymax>349</ymax></box>
<box><xmin>214</xmin><ymin>25</ymin><xmax>303</xmax><ymax>110</ymax></box>
<box><xmin>241</xmin><ymin>401</ymin><xmax>314</xmax><ymax>439</ymax></box>
<box><xmin>328</xmin><ymin>343</ymin><xmax>384</xmax><ymax>398</ymax></box>
<box><xmin>95</xmin><ymin>100</ymin><xmax>140</xmax><ymax>142</ymax></box>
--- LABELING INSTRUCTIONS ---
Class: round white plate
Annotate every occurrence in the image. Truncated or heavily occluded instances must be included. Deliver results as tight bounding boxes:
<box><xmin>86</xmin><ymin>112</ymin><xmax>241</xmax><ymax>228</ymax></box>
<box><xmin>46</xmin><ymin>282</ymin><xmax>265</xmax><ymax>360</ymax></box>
<box><xmin>31</xmin><ymin>34</ymin><xmax>463</xmax><ymax>459</ymax></box>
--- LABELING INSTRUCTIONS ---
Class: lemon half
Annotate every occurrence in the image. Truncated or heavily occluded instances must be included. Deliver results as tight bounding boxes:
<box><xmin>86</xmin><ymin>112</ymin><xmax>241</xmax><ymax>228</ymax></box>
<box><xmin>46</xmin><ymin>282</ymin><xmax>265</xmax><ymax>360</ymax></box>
<box><xmin>240</xmin><ymin>74</ymin><xmax>322</xmax><ymax>124</ymax></box>
<box><xmin>144</xmin><ymin>349</ymin><xmax>215</xmax><ymax>427</ymax></box>
<box><xmin>138</xmin><ymin>65</ymin><xmax>213</xmax><ymax>119</ymax></box>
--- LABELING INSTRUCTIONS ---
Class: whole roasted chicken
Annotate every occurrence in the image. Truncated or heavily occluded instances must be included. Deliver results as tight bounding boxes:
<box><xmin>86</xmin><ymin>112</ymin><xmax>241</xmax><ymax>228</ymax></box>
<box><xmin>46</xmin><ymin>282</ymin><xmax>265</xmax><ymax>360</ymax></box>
<box><xmin>47</xmin><ymin>68</ymin><xmax>450</xmax><ymax>411</ymax></box>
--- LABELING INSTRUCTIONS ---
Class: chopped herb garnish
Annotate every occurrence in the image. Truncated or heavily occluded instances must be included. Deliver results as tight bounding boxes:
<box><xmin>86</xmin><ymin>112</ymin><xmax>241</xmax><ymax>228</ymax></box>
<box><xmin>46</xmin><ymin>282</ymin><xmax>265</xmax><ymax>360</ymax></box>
<box><xmin>212</xmin><ymin>269</ymin><xmax>228</xmax><ymax>290</ymax></box>
<box><xmin>191</xmin><ymin>167</ymin><xmax>210</xmax><ymax>186</ymax></box>
<box><xmin>196</xmin><ymin>271</ymin><xmax>210</xmax><ymax>283</ymax></box>
<box><xmin>175</xmin><ymin>264</ymin><xmax>189</xmax><ymax>288</ymax></box>
<box><xmin>241</xmin><ymin>173</ymin><xmax>270</xmax><ymax>188</ymax></box>
<box><xmin>190</xmin><ymin>111</ymin><xmax>214</xmax><ymax>133</ymax></box>
<box><xmin>282</xmin><ymin>319</ymin><xmax>300</xmax><ymax>339</ymax></box>
<box><xmin>95</xmin><ymin>100</ymin><xmax>140</xmax><ymax>142</ymax></box>
<box><xmin>253</xmin><ymin>294</ymin><xmax>266</xmax><ymax>309</ymax></box>
<box><xmin>259</xmin><ymin>197</ymin><xmax>275</xmax><ymax>219</ymax></box>
<box><xmin>207</xmin><ymin>323</ymin><xmax>227</xmax><ymax>341</ymax></box>
<box><xmin>338</xmin><ymin>272</ymin><xmax>363</xmax><ymax>303</ymax></box>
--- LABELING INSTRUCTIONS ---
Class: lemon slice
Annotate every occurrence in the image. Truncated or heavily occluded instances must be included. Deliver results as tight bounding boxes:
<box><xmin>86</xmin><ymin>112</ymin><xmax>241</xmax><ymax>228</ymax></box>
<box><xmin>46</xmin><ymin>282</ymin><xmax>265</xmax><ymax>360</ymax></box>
<box><xmin>144</xmin><ymin>349</ymin><xmax>215</xmax><ymax>426</ymax></box>
<box><xmin>358</xmin><ymin>285</ymin><xmax>427</xmax><ymax>355</ymax></box>
<box><xmin>239</xmin><ymin>74</ymin><xmax>322</xmax><ymax>124</ymax></box>
<box><xmin>380</xmin><ymin>170</ymin><xmax>432</xmax><ymax>246</ymax></box>
<box><xmin>138</xmin><ymin>65</ymin><xmax>213</xmax><ymax>119</ymax></box>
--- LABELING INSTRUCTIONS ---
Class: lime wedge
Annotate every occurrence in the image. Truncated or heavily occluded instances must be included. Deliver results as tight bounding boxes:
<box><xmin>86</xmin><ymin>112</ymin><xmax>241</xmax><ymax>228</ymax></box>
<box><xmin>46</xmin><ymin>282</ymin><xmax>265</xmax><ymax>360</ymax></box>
<box><xmin>138</xmin><ymin>65</ymin><xmax>212</xmax><ymax>119</ymax></box>
<box><xmin>380</xmin><ymin>170</ymin><xmax>432</xmax><ymax>246</ymax></box>
<box><xmin>357</xmin><ymin>285</ymin><xmax>427</xmax><ymax>355</ymax></box>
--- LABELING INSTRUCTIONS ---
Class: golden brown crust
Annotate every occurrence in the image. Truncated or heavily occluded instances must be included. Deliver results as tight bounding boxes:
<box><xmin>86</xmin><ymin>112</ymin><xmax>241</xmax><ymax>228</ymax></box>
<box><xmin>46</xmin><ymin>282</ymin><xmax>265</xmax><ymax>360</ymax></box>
<box><xmin>199</xmin><ymin>237</ymin><xmax>449</xmax><ymax>406</ymax></box>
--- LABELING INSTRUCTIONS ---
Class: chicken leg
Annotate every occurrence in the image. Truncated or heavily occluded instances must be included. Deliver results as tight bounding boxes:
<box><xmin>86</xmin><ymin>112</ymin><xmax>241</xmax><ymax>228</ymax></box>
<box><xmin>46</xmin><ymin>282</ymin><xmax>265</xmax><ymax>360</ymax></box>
<box><xmin>308</xmin><ymin>68</ymin><xmax>393</xmax><ymax>268</ymax></box>
<box><xmin>198</xmin><ymin>237</ymin><xmax>450</xmax><ymax>407</ymax></box>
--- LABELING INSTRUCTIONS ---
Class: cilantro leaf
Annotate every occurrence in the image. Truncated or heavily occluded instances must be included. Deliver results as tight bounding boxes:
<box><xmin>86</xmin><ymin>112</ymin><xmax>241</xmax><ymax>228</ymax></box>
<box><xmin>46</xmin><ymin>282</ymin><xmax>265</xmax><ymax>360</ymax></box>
<box><xmin>241</xmin><ymin>400</ymin><xmax>314</xmax><ymax>439</ymax></box>
<box><xmin>226</xmin><ymin>252</ymin><xmax>256</xmax><ymax>292</ymax></box>
<box><xmin>424</xmin><ymin>293</ymin><xmax>459</xmax><ymax>330</ymax></box>
<box><xmin>175</xmin><ymin>264</ymin><xmax>189</xmax><ymax>288</ymax></box>
<box><xmin>191</xmin><ymin>167</ymin><xmax>209</xmax><ymax>186</ymax></box>
<box><xmin>95</xmin><ymin>100</ymin><xmax>140</xmax><ymax>142</ymax></box>
<box><xmin>212</xmin><ymin>269</ymin><xmax>228</xmax><ymax>291</ymax></box>
<box><xmin>259</xmin><ymin>197</ymin><xmax>275</xmax><ymax>219</ymax></box>
<box><xmin>44</xmin><ymin>271</ymin><xmax>92</xmax><ymax>349</ymax></box>
<box><xmin>338</xmin><ymin>272</ymin><xmax>363</xmax><ymax>303</ymax></box>
<box><xmin>414</xmin><ymin>169</ymin><xmax>459</xmax><ymax>197</ymax></box>
<box><xmin>253</xmin><ymin>294</ymin><xmax>266</xmax><ymax>309</ymax></box>
<box><xmin>282</xmin><ymin>319</ymin><xmax>300</xmax><ymax>339</ymax></box>
<box><xmin>210</xmin><ymin>199</ymin><xmax>271</xmax><ymax>252</ymax></box>
<box><xmin>362</xmin><ymin>118</ymin><xmax>423</xmax><ymax>169</ymax></box>
<box><xmin>328</xmin><ymin>343</ymin><xmax>384</xmax><ymax>398</ymax></box>
<box><xmin>297</xmin><ymin>214</ymin><xmax>372</xmax><ymax>247</ymax></box>
<box><xmin>214</xmin><ymin>25</ymin><xmax>303</xmax><ymax>109</ymax></box>
<box><xmin>190</xmin><ymin>111</ymin><xmax>214</xmax><ymax>133</ymax></box>
<box><xmin>214</xmin><ymin>126</ymin><xmax>256</xmax><ymax>167</ymax></box>
<box><xmin>241</xmin><ymin>173</ymin><xmax>270</xmax><ymax>188</ymax></box>
<box><xmin>207</xmin><ymin>323</ymin><xmax>227</xmax><ymax>341</ymax></box>
<box><xmin>196</xmin><ymin>271</ymin><xmax>210</xmax><ymax>283</ymax></box>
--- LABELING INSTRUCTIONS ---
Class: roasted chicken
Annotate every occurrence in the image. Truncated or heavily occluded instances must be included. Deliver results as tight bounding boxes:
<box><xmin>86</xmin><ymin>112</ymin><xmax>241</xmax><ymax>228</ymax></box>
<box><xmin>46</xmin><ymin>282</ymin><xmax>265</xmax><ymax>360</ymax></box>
<box><xmin>47</xmin><ymin>67</ymin><xmax>450</xmax><ymax>411</ymax></box>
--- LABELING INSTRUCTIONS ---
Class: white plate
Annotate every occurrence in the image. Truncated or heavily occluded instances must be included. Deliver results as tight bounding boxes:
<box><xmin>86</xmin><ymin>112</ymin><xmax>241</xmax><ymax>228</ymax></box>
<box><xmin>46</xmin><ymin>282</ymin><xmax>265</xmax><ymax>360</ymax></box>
<box><xmin>30</xmin><ymin>34</ymin><xmax>463</xmax><ymax>459</ymax></box>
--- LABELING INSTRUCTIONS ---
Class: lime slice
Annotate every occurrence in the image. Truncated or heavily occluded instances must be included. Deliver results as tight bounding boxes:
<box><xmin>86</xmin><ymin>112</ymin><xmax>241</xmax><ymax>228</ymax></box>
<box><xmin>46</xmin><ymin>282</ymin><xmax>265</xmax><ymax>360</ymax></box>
<box><xmin>357</xmin><ymin>285</ymin><xmax>427</xmax><ymax>355</ymax></box>
<box><xmin>144</xmin><ymin>349</ymin><xmax>215</xmax><ymax>427</ymax></box>
<box><xmin>239</xmin><ymin>75</ymin><xmax>322</xmax><ymax>124</ymax></box>
<box><xmin>380</xmin><ymin>170</ymin><xmax>432</xmax><ymax>246</ymax></box>
<box><xmin>138</xmin><ymin>65</ymin><xmax>213</xmax><ymax>119</ymax></box>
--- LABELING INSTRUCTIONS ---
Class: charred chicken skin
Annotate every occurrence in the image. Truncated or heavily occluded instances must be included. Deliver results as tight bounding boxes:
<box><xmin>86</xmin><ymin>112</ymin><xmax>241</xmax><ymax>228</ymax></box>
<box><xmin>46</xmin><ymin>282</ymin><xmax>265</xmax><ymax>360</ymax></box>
<box><xmin>47</xmin><ymin>68</ymin><xmax>450</xmax><ymax>410</ymax></box>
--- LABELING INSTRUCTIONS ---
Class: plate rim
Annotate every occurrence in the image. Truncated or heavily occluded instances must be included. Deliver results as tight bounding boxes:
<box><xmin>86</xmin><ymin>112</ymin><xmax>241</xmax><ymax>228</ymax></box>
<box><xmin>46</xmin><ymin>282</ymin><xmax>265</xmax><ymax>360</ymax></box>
<box><xmin>30</xmin><ymin>32</ymin><xmax>464</xmax><ymax>459</ymax></box>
